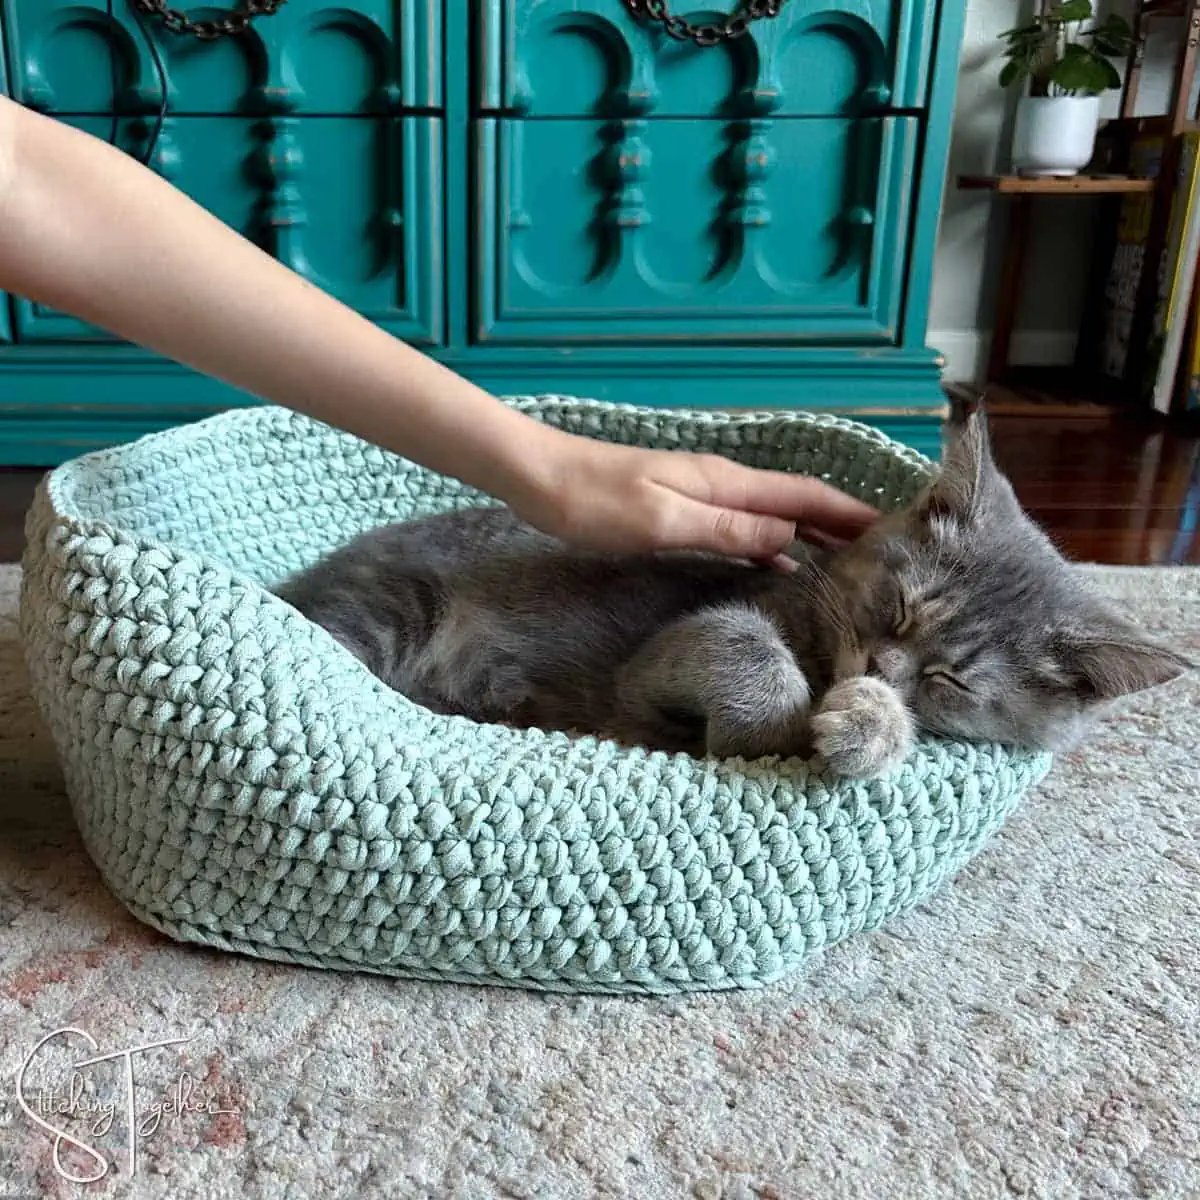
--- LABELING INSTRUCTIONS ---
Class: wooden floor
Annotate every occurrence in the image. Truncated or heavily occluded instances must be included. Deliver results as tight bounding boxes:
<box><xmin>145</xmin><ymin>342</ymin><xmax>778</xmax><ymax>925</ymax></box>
<box><xmin>2</xmin><ymin>404</ymin><xmax>1199</xmax><ymax>565</ymax></box>
<box><xmin>986</xmin><ymin>408</ymin><xmax>1200</xmax><ymax>565</ymax></box>
<box><xmin>0</xmin><ymin>468</ymin><xmax>39</xmax><ymax>563</ymax></box>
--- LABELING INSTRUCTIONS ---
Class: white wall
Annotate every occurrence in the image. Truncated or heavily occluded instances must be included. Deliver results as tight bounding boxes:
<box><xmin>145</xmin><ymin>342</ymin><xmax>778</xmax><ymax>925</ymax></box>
<box><xmin>929</xmin><ymin>0</ymin><xmax>1187</xmax><ymax>382</ymax></box>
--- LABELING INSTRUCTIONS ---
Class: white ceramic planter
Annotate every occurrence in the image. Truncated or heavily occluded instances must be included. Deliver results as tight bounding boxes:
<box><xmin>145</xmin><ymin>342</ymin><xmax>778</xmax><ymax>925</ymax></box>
<box><xmin>1011</xmin><ymin>95</ymin><xmax>1101</xmax><ymax>178</ymax></box>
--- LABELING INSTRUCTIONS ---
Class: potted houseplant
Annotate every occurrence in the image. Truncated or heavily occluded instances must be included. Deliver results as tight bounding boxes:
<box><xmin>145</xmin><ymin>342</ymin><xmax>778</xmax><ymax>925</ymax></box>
<box><xmin>1000</xmin><ymin>0</ymin><xmax>1133</xmax><ymax>177</ymax></box>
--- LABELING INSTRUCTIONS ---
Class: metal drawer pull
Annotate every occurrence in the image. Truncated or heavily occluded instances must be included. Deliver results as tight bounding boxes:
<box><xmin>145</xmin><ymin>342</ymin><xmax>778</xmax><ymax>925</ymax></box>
<box><xmin>130</xmin><ymin>0</ymin><xmax>287</xmax><ymax>41</ymax></box>
<box><xmin>622</xmin><ymin>0</ymin><xmax>784</xmax><ymax>47</ymax></box>
<box><xmin>111</xmin><ymin>1</ymin><xmax>289</xmax><ymax>168</ymax></box>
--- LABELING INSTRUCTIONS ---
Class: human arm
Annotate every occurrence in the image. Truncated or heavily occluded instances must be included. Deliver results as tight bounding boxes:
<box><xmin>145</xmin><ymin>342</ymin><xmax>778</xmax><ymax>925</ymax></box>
<box><xmin>0</xmin><ymin>97</ymin><xmax>876</xmax><ymax>557</ymax></box>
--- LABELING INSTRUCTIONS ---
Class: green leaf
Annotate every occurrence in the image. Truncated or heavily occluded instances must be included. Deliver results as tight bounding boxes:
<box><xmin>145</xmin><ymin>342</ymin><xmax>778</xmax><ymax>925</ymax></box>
<box><xmin>1001</xmin><ymin>27</ymin><xmax>1047</xmax><ymax>48</ymax></box>
<box><xmin>1048</xmin><ymin>0</ymin><xmax>1093</xmax><ymax>23</ymax></box>
<box><xmin>1096</xmin><ymin>56</ymin><xmax>1122</xmax><ymax>90</ymax></box>
<box><xmin>1048</xmin><ymin>44</ymin><xmax>1116</xmax><ymax>94</ymax></box>
<box><xmin>1088</xmin><ymin>14</ymin><xmax>1134</xmax><ymax>57</ymax></box>
<box><xmin>1098</xmin><ymin>13</ymin><xmax>1132</xmax><ymax>37</ymax></box>
<box><xmin>999</xmin><ymin>59</ymin><xmax>1024</xmax><ymax>88</ymax></box>
<box><xmin>1091</xmin><ymin>34</ymin><xmax>1129</xmax><ymax>56</ymax></box>
<box><xmin>1001</xmin><ymin>27</ymin><xmax>1057</xmax><ymax>80</ymax></box>
<box><xmin>999</xmin><ymin>21</ymin><xmax>1044</xmax><ymax>38</ymax></box>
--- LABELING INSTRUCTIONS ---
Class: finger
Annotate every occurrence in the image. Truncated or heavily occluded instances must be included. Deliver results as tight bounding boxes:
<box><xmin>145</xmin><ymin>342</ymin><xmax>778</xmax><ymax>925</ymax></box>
<box><xmin>694</xmin><ymin>459</ymin><xmax>878</xmax><ymax>539</ymax></box>
<box><xmin>748</xmin><ymin>552</ymin><xmax>800</xmax><ymax>572</ymax></box>
<box><xmin>653</xmin><ymin>494</ymin><xmax>796</xmax><ymax>558</ymax></box>
<box><xmin>793</xmin><ymin>525</ymin><xmax>850</xmax><ymax>552</ymax></box>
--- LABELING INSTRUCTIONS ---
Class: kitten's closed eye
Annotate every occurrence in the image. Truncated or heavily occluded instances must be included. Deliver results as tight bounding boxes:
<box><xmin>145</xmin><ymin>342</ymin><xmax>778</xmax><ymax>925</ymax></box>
<box><xmin>922</xmin><ymin>665</ymin><xmax>971</xmax><ymax>693</ymax></box>
<box><xmin>894</xmin><ymin>593</ymin><xmax>914</xmax><ymax>638</ymax></box>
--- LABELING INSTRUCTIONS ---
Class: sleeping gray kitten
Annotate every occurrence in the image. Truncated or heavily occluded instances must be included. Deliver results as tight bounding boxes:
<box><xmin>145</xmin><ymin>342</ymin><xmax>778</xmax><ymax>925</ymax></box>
<box><xmin>276</xmin><ymin>409</ymin><xmax>1190</xmax><ymax>777</ymax></box>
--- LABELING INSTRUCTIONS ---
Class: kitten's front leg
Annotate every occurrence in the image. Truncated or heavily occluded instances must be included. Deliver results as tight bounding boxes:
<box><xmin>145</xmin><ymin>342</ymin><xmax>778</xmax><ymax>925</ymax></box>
<box><xmin>614</xmin><ymin>604</ymin><xmax>812</xmax><ymax>760</ymax></box>
<box><xmin>811</xmin><ymin>676</ymin><xmax>914</xmax><ymax>778</ymax></box>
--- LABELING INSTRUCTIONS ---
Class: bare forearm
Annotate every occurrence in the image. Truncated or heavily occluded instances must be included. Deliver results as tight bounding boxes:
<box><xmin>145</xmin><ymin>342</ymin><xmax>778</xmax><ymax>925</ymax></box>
<box><xmin>0</xmin><ymin>97</ymin><xmax>562</xmax><ymax>500</ymax></box>
<box><xmin>0</xmin><ymin>97</ymin><xmax>880</xmax><ymax>561</ymax></box>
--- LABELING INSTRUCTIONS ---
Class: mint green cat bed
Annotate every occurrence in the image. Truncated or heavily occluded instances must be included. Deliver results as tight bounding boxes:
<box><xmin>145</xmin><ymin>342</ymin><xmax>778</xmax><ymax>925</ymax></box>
<box><xmin>19</xmin><ymin>398</ymin><xmax>1052</xmax><ymax>993</ymax></box>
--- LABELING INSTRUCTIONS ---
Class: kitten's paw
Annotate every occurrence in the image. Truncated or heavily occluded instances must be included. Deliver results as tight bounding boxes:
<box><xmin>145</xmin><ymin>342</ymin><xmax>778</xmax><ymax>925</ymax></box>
<box><xmin>811</xmin><ymin>676</ymin><xmax>914</xmax><ymax>778</ymax></box>
<box><xmin>705</xmin><ymin>680</ymin><xmax>811</xmax><ymax>761</ymax></box>
<box><xmin>706</xmin><ymin>698</ymin><xmax>811</xmax><ymax>761</ymax></box>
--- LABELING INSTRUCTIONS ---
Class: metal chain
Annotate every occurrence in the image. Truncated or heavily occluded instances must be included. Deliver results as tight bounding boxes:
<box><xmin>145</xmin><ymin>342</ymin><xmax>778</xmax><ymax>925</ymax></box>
<box><xmin>129</xmin><ymin>0</ymin><xmax>286</xmax><ymax>41</ymax></box>
<box><xmin>622</xmin><ymin>0</ymin><xmax>783</xmax><ymax>46</ymax></box>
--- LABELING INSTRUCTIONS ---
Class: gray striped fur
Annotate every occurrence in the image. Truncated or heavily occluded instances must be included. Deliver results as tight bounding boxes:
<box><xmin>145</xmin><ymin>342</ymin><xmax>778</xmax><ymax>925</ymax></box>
<box><xmin>276</xmin><ymin>412</ymin><xmax>1190</xmax><ymax>778</ymax></box>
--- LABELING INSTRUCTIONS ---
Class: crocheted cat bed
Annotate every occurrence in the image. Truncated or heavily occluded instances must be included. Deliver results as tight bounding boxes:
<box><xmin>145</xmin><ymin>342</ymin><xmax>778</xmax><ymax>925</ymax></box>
<box><xmin>19</xmin><ymin>398</ymin><xmax>1052</xmax><ymax>994</ymax></box>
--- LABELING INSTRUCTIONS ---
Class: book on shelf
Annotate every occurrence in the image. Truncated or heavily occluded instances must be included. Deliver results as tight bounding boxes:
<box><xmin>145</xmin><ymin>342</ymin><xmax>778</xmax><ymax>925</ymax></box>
<box><xmin>1142</xmin><ymin>131</ymin><xmax>1200</xmax><ymax>414</ymax></box>
<box><xmin>1096</xmin><ymin>131</ymin><xmax>1200</xmax><ymax>413</ymax></box>
<box><xmin>1178</xmin><ymin>262</ymin><xmax>1200</xmax><ymax>413</ymax></box>
<box><xmin>1097</xmin><ymin>134</ymin><xmax>1166</xmax><ymax>384</ymax></box>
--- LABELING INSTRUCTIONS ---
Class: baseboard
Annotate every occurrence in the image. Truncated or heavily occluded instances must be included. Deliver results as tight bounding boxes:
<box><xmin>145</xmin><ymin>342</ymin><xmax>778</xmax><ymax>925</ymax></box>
<box><xmin>929</xmin><ymin>330</ymin><xmax>1079</xmax><ymax>384</ymax></box>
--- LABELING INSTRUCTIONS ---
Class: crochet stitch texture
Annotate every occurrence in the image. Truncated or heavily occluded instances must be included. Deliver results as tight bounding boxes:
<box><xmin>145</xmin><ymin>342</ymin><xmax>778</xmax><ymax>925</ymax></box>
<box><xmin>19</xmin><ymin>398</ymin><xmax>1053</xmax><ymax>993</ymax></box>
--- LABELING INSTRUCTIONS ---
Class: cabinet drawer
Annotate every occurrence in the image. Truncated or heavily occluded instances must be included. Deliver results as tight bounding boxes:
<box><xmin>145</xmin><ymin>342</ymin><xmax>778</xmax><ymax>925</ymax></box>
<box><xmin>14</xmin><ymin>115</ymin><xmax>443</xmax><ymax>345</ymax></box>
<box><xmin>473</xmin><ymin>115</ymin><xmax>916</xmax><ymax>344</ymax></box>
<box><xmin>3</xmin><ymin>0</ymin><xmax>441</xmax><ymax>115</ymax></box>
<box><xmin>480</xmin><ymin>0</ymin><xmax>937</xmax><ymax>118</ymax></box>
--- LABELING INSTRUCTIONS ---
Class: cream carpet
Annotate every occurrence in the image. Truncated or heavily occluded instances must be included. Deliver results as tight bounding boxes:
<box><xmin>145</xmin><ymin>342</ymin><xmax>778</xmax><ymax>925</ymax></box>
<box><xmin>1</xmin><ymin>563</ymin><xmax>1198</xmax><ymax>1199</ymax></box>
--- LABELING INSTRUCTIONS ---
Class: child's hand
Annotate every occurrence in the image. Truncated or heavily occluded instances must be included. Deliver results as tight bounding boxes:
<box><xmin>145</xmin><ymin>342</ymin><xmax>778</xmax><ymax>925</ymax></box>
<box><xmin>508</xmin><ymin>432</ymin><xmax>879</xmax><ymax>560</ymax></box>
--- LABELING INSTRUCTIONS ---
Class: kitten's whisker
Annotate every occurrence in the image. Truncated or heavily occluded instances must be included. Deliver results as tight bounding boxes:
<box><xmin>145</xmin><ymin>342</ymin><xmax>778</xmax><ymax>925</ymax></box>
<box><xmin>803</xmin><ymin>561</ymin><xmax>858</xmax><ymax>652</ymax></box>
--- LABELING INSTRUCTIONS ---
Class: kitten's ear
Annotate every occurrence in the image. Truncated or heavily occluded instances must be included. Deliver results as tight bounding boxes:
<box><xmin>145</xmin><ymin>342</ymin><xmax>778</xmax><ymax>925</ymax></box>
<box><xmin>1055</xmin><ymin>628</ymin><xmax>1193</xmax><ymax>704</ymax></box>
<box><xmin>919</xmin><ymin>405</ymin><xmax>996</xmax><ymax>525</ymax></box>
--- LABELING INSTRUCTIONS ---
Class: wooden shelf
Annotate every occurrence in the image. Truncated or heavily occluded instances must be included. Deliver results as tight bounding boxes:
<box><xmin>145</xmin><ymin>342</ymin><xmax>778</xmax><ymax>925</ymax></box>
<box><xmin>1099</xmin><ymin>114</ymin><xmax>1200</xmax><ymax>137</ymax></box>
<box><xmin>964</xmin><ymin>1</ymin><xmax>1200</xmax><ymax>397</ymax></box>
<box><xmin>958</xmin><ymin>174</ymin><xmax>1156</xmax><ymax>195</ymax></box>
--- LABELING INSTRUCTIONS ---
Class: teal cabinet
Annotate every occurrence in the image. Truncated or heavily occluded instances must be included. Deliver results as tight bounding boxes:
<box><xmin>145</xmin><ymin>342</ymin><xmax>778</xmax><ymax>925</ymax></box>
<box><xmin>0</xmin><ymin>1</ymin><xmax>967</xmax><ymax>464</ymax></box>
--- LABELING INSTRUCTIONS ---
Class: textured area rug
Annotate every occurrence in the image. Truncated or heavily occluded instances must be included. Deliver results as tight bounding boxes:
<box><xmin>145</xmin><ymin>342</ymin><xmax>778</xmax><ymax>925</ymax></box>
<box><xmin>1</xmin><ymin>563</ymin><xmax>1198</xmax><ymax>1199</ymax></box>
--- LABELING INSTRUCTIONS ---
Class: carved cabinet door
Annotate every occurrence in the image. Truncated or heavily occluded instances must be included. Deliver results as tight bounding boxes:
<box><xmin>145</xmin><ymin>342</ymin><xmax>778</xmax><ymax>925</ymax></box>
<box><xmin>2</xmin><ymin>0</ymin><xmax>444</xmax><ymax>345</ymax></box>
<box><xmin>473</xmin><ymin>114</ymin><xmax>916</xmax><ymax>344</ymax></box>
<box><xmin>473</xmin><ymin>0</ymin><xmax>924</xmax><ymax>346</ymax></box>
<box><xmin>8</xmin><ymin>115</ymin><xmax>443</xmax><ymax>346</ymax></box>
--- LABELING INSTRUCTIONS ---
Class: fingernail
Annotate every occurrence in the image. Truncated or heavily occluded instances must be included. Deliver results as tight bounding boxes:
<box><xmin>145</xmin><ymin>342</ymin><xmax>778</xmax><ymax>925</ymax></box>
<box><xmin>796</xmin><ymin>528</ymin><xmax>848</xmax><ymax>552</ymax></box>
